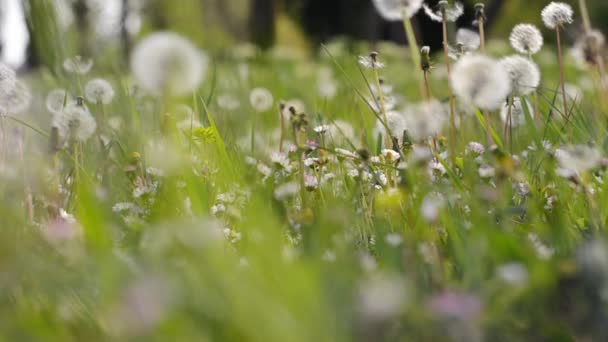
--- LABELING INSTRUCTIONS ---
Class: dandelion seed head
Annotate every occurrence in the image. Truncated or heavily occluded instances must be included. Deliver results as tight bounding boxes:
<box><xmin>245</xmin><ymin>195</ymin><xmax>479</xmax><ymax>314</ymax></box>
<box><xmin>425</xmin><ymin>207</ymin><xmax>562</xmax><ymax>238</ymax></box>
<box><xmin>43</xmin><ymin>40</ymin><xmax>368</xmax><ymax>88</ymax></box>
<box><xmin>52</xmin><ymin>100</ymin><xmax>97</xmax><ymax>142</ymax></box>
<box><xmin>131</xmin><ymin>32</ymin><xmax>208</xmax><ymax>96</ymax></box>
<box><xmin>423</xmin><ymin>1</ymin><xmax>464</xmax><ymax>22</ymax></box>
<box><xmin>85</xmin><ymin>78</ymin><xmax>115</xmax><ymax>105</ymax></box>
<box><xmin>500</xmin><ymin>98</ymin><xmax>532</xmax><ymax>127</ymax></box>
<box><xmin>500</xmin><ymin>55</ymin><xmax>541</xmax><ymax>96</ymax></box>
<box><xmin>249</xmin><ymin>87</ymin><xmax>274</xmax><ymax>112</ymax></box>
<box><xmin>555</xmin><ymin>144</ymin><xmax>601</xmax><ymax>175</ymax></box>
<box><xmin>0</xmin><ymin>62</ymin><xmax>16</xmax><ymax>88</ymax></box>
<box><xmin>404</xmin><ymin>100</ymin><xmax>447</xmax><ymax>142</ymax></box>
<box><xmin>0</xmin><ymin>80</ymin><xmax>31</xmax><ymax>115</ymax></box>
<box><xmin>456</xmin><ymin>28</ymin><xmax>481</xmax><ymax>51</ymax></box>
<box><xmin>63</xmin><ymin>56</ymin><xmax>94</xmax><ymax>75</ymax></box>
<box><xmin>541</xmin><ymin>2</ymin><xmax>573</xmax><ymax>30</ymax></box>
<box><xmin>509</xmin><ymin>24</ymin><xmax>544</xmax><ymax>55</ymax></box>
<box><xmin>46</xmin><ymin>89</ymin><xmax>74</xmax><ymax>114</ymax></box>
<box><xmin>375</xmin><ymin>110</ymin><xmax>407</xmax><ymax>139</ymax></box>
<box><xmin>372</xmin><ymin>0</ymin><xmax>424</xmax><ymax>21</ymax></box>
<box><xmin>451</xmin><ymin>54</ymin><xmax>511</xmax><ymax>110</ymax></box>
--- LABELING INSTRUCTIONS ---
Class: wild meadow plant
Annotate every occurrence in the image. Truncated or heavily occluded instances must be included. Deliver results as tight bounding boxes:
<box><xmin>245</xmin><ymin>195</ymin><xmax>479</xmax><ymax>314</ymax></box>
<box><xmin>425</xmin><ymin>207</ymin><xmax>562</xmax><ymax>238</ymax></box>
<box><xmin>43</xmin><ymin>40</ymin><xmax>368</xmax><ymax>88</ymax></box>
<box><xmin>1</xmin><ymin>0</ymin><xmax>608</xmax><ymax>340</ymax></box>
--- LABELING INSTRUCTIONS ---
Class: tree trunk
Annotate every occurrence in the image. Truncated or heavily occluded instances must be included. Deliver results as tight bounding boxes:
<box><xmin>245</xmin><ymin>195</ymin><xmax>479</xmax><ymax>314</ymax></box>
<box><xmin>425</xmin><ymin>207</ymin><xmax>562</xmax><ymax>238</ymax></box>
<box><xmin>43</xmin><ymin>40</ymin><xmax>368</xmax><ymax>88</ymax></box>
<box><xmin>249</xmin><ymin>0</ymin><xmax>276</xmax><ymax>49</ymax></box>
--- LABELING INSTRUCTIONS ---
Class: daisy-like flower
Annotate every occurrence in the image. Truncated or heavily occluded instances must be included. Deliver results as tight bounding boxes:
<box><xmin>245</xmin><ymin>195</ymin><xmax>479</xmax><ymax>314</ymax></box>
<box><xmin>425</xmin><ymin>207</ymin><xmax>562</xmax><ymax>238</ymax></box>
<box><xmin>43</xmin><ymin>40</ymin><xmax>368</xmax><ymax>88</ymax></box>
<box><xmin>52</xmin><ymin>98</ymin><xmax>97</xmax><ymax>142</ymax></box>
<box><xmin>509</xmin><ymin>24</ymin><xmax>544</xmax><ymax>55</ymax></box>
<box><xmin>131</xmin><ymin>31</ymin><xmax>208</xmax><ymax>96</ymax></box>
<box><xmin>500</xmin><ymin>55</ymin><xmax>541</xmax><ymax>96</ymax></box>
<box><xmin>85</xmin><ymin>78</ymin><xmax>115</xmax><ymax>105</ymax></box>
<box><xmin>46</xmin><ymin>89</ymin><xmax>74</xmax><ymax>114</ymax></box>
<box><xmin>541</xmin><ymin>2</ymin><xmax>574</xmax><ymax>30</ymax></box>
<box><xmin>372</xmin><ymin>0</ymin><xmax>424</xmax><ymax>21</ymax></box>
<box><xmin>63</xmin><ymin>56</ymin><xmax>94</xmax><ymax>75</ymax></box>
<box><xmin>249</xmin><ymin>87</ymin><xmax>274</xmax><ymax>112</ymax></box>
<box><xmin>423</xmin><ymin>1</ymin><xmax>464</xmax><ymax>23</ymax></box>
<box><xmin>500</xmin><ymin>98</ymin><xmax>533</xmax><ymax>127</ymax></box>
<box><xmin>451</xmin><ymin>54</ymin><xmax>511</xmax><ymax>110</ymax></box>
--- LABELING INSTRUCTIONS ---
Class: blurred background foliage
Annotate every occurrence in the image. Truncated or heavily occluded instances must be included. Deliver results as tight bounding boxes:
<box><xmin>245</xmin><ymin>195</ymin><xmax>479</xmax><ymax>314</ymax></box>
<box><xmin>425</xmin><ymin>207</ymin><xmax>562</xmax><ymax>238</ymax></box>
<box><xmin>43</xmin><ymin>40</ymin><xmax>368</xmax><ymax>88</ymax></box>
<box><xmin>16</xmin><ymin>0</ymin><xmax>608</xmax><ymax>72</ymax></box>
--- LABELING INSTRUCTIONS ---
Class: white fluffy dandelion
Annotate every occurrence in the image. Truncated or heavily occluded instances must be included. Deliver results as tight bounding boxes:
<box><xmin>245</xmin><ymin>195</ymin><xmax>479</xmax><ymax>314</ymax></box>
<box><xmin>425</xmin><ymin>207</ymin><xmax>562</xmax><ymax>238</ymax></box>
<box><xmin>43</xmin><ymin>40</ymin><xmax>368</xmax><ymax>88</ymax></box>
<box><xmin>131</xmin><ymin>32</ymin><xmax>208</xmax><ymax>96</ymax></box>
<box><xmin>451</xmin><ymin>54</ymin><xmax>511</xmax><ymax>110</ymax></box>
<box><xmin>403</xmin><ymin>100</ymin><xmax>447</xmax><ymax>142</ymax></box>
<box><xmin>423</xmin><ymin>1</ymin><xmax>464</xmax><ymax>22</ymax></box>
<box><xmin>85</xmin><ymin>78</ymin><xmax>115</xmax><ymax>105</ymax></box>
<box><xmin>541</xmin><ymin>2</ymin><xmax>574</xmax><ymax>30</ymax></box>
<box><xmin>500</xmin><ymin>55</ymin><xmax>541</xmax><ymax>96</ymax></box>
<box><xmin>372</xmin><ymin>0</ymin><xmax>424</xmax><ymax>21</ymax></box>
<box><xmin>555</xmin><ymin>145</ymin><xmax>601</xmax><ymax>175</ymax></box>
<box><xmin>509</xmin><ymin>24</ymin><xmax>544</xmax><ymax>55</ymax></box>
<box><xmin>63</xmin><ymin>56</ymin><xmax>94</xmax><ymax>75</ymax></box>
<box><xmin>500</xmin><ymin>98</ymin><xmax>533</xmax><ymax>127</ymax></box>
<box><xmin>249</xmin><ymin>87</ymin><xmax>274</xmax><ymax>112</ymax></box>
<box><xmin>52</xmin><ymin>100</ymin><xmax>97</xmax><ymax>142</ymax></box>
<box><xmin>375</xmin><ymin>110</ymin><xmax>407</xmax><ymax>139</ymax></box>
<box><xmin>0</xmin><ymin>80</ymin><xmax>31</xmax><ymax>115</ymax></box>
<box><xmin>46</xmin><ymin>89</ymin><xmax>74</xmax><ymax>114</ymax></box>
<box><xmin>456</xmin><ymin>28</ymin><xmax>481</xmax><ymax>51</ymax></box>
<box><xmin>0</xmin><ymin>62</ymin><xmax>16</xmax><ymax>88</ymax></box>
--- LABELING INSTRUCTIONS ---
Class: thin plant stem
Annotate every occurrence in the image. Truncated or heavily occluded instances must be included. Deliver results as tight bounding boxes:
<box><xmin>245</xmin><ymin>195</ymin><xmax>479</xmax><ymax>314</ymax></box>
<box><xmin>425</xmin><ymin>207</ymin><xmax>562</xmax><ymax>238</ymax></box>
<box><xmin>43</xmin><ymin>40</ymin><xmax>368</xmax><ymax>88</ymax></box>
<box><xmin>478</xmin><ymin>17</ymin><xmax>486</xmax><ymax>53</ymax></box>
<box><xmin>423</xmin><ymin>70</ymin><xmax>432</xmax><ymax>101</ymax></box>
<box><xmin>578</xmin><ymin>0</ymin><xmax>592</xmax><ymax>32</ymax></box>
<box><xmin>441</xmin><ymin>13</ymin><xmax>457</xmax><ymax>160</ymax></box>
<box><xmin>372</xmin><ymin>68</ymin><xmax>391</xmax><ymax>148</ymax></box>
<box><xmin>279</xmin><ymin>105</ymin><xmax>285</xmax><ymax>153</ymax></box>
<box><xmin>555</xmin><ymin>26</ymin><xmax>569</xmax><ymax>116</ymax></box>
<box><xmin>402</xmin><ymin>13</ymin><xmax>426</xmax><ymax>98</ymax></box>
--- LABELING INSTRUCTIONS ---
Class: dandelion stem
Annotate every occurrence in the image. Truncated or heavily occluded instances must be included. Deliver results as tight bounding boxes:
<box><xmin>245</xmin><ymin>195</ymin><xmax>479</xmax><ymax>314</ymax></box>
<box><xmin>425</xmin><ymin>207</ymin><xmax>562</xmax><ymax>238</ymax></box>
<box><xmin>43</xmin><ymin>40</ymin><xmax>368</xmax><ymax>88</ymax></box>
<box><xmin>483</xmin><ymin>110</ymin><xmax>494</xmax><ymax>146</ymax></box>
<box><xmin>441</xmin><ymin>10</ymin><xmax>457</xmax><ymax>160</ymax></box>
<box><xmin>372</xmin><ymin>67</ymin><xmax>391</xmax><ymax>148</ymax></box>
<box><xmin>423</xmin><ymin>70</ymin><xmax>432</xmax><ymax>101</ymax></box>
<box><xmin>402</xmin><ymin>13</ymin><xmax>426</xmax><ymax>98</ymax></box>
<box><xmin>555</xmin><ymin>26</ymin><xmax>569</xmax><ymax>116</ymax></box>
<box><xmin>278</xmin><ymin>104</ymin><xmax>285</xmax><ymax>153</ymax></box>
<box><xmin>478</xmin><ymin>16</ymin><xmax>486</xmax><ymax>53</ymax></box>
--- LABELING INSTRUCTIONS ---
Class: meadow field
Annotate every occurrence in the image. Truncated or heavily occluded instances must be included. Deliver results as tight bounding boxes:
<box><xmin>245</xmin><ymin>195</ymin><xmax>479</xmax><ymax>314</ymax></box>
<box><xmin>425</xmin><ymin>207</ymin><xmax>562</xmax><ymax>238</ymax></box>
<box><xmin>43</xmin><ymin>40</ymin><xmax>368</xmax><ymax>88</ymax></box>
<box><xmin>1</xmin><ymin>0</ymin><xmax>608</xmax><ymax>340</ymax></box>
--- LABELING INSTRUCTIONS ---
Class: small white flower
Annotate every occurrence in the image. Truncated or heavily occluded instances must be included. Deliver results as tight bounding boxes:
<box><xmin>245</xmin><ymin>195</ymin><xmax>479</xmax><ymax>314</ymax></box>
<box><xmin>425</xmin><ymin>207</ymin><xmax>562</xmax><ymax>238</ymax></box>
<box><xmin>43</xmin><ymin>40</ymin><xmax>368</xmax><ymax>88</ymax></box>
<box><xmin>85</xmin><ymin>78</ymin><xmax>115</xmax><ymax>105</ymax></box>
<box><xmin>382</xmin><ymin>149</ymin><xmax>400</xmax><ymax>162</ymax></box>
<box><xmin>358</xmin><ymin>55</ymin><xmax>384</xmax><ymax>69</ymax></box>
<box><xmin>510</xmin><ymin>24</ymin><xmax>544</xmax><ymax>55</ymax></box>
<box><xmin>541</xmin><ymin>2</ymin><xmax>574</xmax><ymax>30</ymax></box>
<box><xmin>478</xmin><ymin>164</ymin><xmax>495</xmax><ymax>178</ymax></box>
<box><xmin>496</xmin><ymin>263</ymin><xmax>529</xmax><ymax>286</ymax></box>
<box><xmin>313</xmin><ymin>124</ymin><xmax>330</xmax><ymax>134</ymax></box>
<box><xmin>385</xmin><ymin>233</ymin><xmax>403</xmax><ymax>247</ymax></box>
<box><xmin>249</xmin><ymin>87</ymin><xmax>274</xmax><ymax>112</ymax></box>
<box><xmin>466</xmin><ymin>141</ymin><xmax>485</xmax><ymax>155</ymax></box>
<box><xmin>421</xmin><ymin>192</ymin><xmax>445</xmax><ymax>222</ymax></box>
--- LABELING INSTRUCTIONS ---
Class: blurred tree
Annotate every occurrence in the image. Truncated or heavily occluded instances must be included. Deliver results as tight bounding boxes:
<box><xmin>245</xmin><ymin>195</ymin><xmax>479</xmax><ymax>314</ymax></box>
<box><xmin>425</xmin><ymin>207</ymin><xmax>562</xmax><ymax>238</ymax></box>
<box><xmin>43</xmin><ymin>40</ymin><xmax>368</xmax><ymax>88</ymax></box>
<box><xmin>249</xmin><ymin>0</ymin><xmax>276</xmax><ymax>49</ymax></box>
<box><xmin>73</xmin><ymin>0</ymin><xmax>90</xmax><ymax>55</ymax></box>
